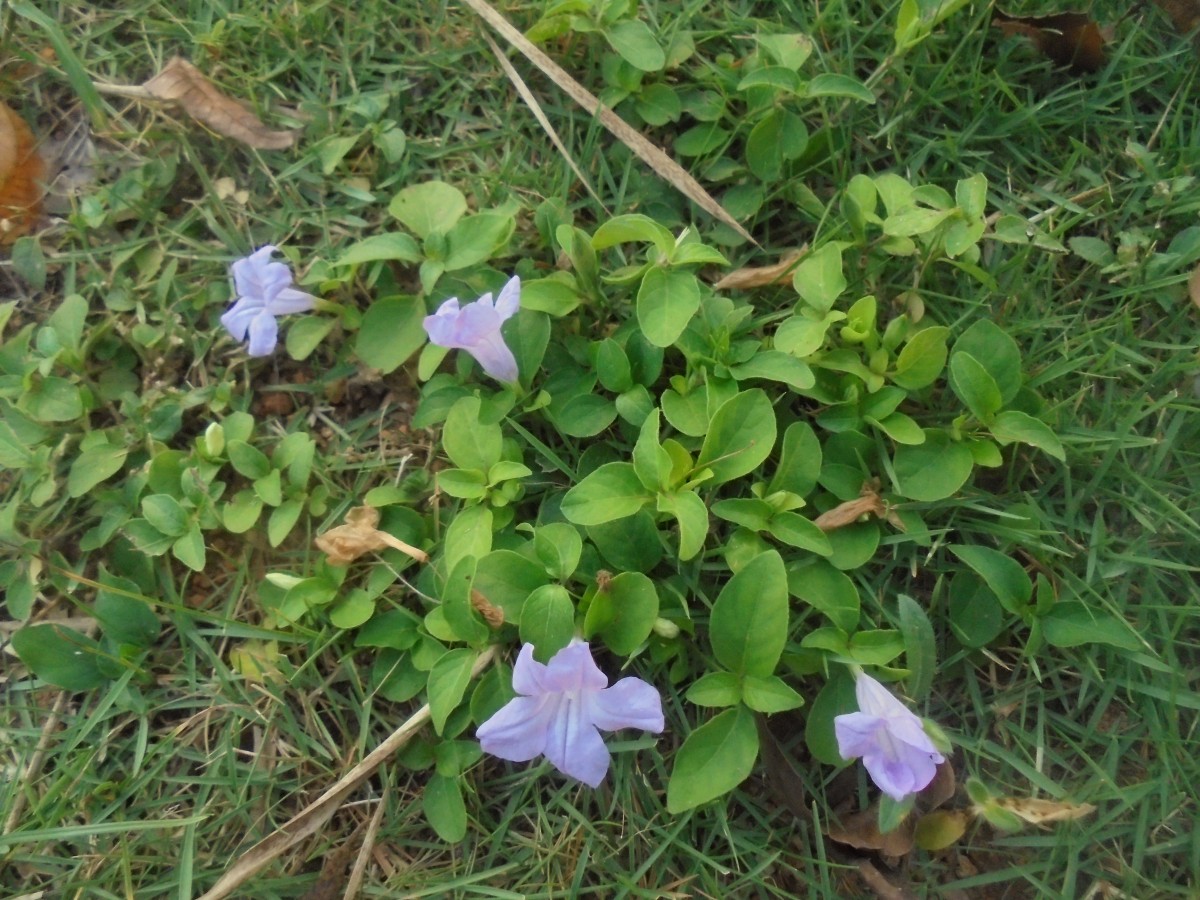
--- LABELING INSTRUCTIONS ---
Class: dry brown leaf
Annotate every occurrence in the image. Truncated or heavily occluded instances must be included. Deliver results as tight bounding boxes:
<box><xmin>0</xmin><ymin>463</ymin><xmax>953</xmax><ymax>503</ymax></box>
<box><xmin>95</xmin><ymin>57</ymin><xmax>296</xmax><ymax>150</ymax></box>
<box><xmin>470</xmin><ymin>588</ymin><xmax>505</xmax><ymax>628</ymax></box>
<box><xmin>297</xmin><ymin>819</ymin><xmax>367</xmax><ymax>900</ymax></box>
<box><xmin>993</xmin><ymin>11</ymin><xmax>1109</xmax><ymax>73</ymax></box>
<box><xmin>457</xmin><ymin>0</ymin><xmax>756</xmax><ymax>245</ymax></box>
<box><xmin>1188</xmin><ymin>262</ymin><xmax>1200</xmax><ymax>310</ymax></box>
<box><xmin>315</xmin><ymin>505</ymin><xmax>428</xmax><ymax>565</ymax></box>
<box><xmin>0</xmin><ymin>100</ymin><xmax>46</xmax><ymax>245</ymax></box>
<box><xmin>198</xmin><ymin>647</ymin><xmax>497</xmax><ymax>900</ymax></box>
<box><xmin>713</xmin><ymin>248</ymin><xmax>806</xmax><ymax>290</ymax></box>
<box><xmin>827</xmin><ymin>801</ymin><xmax>917</xmax><ymax>856</ymax></box>
<box><xmin>855</xmin><ymin>859</ymin><xmax>917</xmax><ymax>900</ymax></box>
<box><xmin>1152</xmin><ymin>0</ymin><xmax>1200</xmax><ymax>45</ymax></box>
<box><xmin>814</xmin><ymin>482</ymin><xmax>905</xmax><ymax>532</ymax></box>
<box><xmin>993</xmin><ymin>796</ymin><xmax>1097</xmax><ymax>825</ymax></box>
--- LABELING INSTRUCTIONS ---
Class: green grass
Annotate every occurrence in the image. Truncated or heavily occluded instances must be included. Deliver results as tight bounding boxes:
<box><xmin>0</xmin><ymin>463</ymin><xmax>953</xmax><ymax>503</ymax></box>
<box><xmin>3</xmin><ymin>0</ymin><xmax>1200</xmax><ymax>897</ymax></box>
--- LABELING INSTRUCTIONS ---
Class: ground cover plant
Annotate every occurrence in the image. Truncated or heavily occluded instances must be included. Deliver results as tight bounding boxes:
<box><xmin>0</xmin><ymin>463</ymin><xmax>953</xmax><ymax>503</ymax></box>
<box><xmin>2</xmin><ymin>0</ymin><xmax>1199</xmax><ymax>897</ymax></box>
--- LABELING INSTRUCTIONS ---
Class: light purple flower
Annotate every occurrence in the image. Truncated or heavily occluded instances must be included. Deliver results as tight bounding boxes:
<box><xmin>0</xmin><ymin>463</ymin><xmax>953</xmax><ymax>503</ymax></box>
<box><xmin>221</xmin><ymin>245</ymin><xmax>316</xmax><ymax>357</ymax></box>
<box><xmin>476</xmin><ymin>641</ymin><xmax>664</xmax><ymax>787</ymax></box>
<box><xmin>834</xmin><ymin>672</ymin><xmax>945</xmax><ymax>801</ymax></box>
<box><xmin>423</xmin><ymin>276</ymin><xmax>520</xmax><ymax>383</ymax></box>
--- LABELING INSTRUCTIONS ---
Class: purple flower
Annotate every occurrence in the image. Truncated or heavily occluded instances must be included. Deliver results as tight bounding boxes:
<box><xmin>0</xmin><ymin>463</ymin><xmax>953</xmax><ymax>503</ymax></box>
<box><xmin>834</xmin><ymin>672</ymin><xmax>945</xmax><ymax>801</ymax></box>
<box><xmin>423</xmin><ymin>276</ymin><xmax>520</xmax><ymax>383</ymax></box>
<box><xmin>476</xmin><ymin>641</ymin><xmax>664</xmax><ymax>787</ymax></box>
<box><xmin>221</xmin><ymin>245</ymin><xmax>316</xmax><ymax>357</ymax></box>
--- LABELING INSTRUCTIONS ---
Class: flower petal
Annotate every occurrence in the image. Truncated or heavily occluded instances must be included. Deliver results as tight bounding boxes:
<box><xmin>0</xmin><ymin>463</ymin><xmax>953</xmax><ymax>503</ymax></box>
<box><xmin>511</xmin><ymin>643</ymin><xmax>551</xmax><ymax>696</ymax></box>
<box><xmin>466</xmin><ymin>330</ymin><xmax>519</xmax><ymax>383</ymax></box>
<box><xmin>861</xmin><ymin>737</ymin><xmax>940</xmax><ymax>801</ymax></box>
<box><xmin>494</xmin><ymin>275</ymin><xmax>521</xmax><ymax>319</ymax></box>
<box><xmin>541</xmin><ymin>694</ymin><xmax>611</xmax><ymax>787</ymax></box>
<box><xmin>266</xmin><ymin>286</ymin><xmax>316</xmax><ymax>316</ymax></box>
<box><xmin>245</xmin><ymin>310</ymin><xmax>279</xmax><ymax>357</ymax></box>
<box><xmin>834</xmin><ymin>711</ymin><xmax>885</xmax><ymax>760</ymax></box>
<box><xmin>588</xmin><ymin>676</ymin><xmax>664</xmax><ymax>733</ymax></box>
<box><xmin>423</xmin><ymin>300</ymin><xmax>466</xmax><ymax>349</ymax></box>
<box><xmin>220</xmin><ymin>297</ymin><xmax>261</xmax><ymax>341</ymax></box>
<box><xmin>855</xmin><ymin>673</ymin><xmax>910</xmax><ymax>718</ymax></box>
<box><xmin>540</xmin><ymin>642</ymin><xmax>608</xmax><ymax>693</ymax></box>
<box><xmin>232</xmin><ymin>245</ymin><xmax>291</xmax><ymax>300</ymax></box>
<box><xmin>477</xmin><ymin>694</ymin><xmax>558</xmax><ymax>762</ymax></box>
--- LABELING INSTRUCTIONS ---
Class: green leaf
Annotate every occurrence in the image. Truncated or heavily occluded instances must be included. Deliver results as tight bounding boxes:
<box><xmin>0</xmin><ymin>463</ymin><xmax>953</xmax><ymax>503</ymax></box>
<box><xmin>805</xmin><ymin>73</ymin><xmax>875</xmax><ymax>103</ymax></box>
<box><xmin>595</xmin><ymin>338</ymin><xmax>633</xmax><ymax>393</ymax></box>
<box><xmin>949</xmin><ymin>352</ymin><xmax>1003</xmax><ymax>423</ymax></box>
<box><xmin>172</xmin><ymin>527</ymin><xmax>206</xmax><ymax>572</ymax></box>
<box><xmin>285</xmin><ymin>315</ymin><xmax>335</xmax><ymax>361</ymax></box>
<box><xmin>389</xmin><ymin>181</ymin><xmax>467</xmax><ymax>239</ymax></box>
<box><xmin>356</xmin><ymin>295</ymin><xmax>427</xmax><ymax>374</ymax></box>
<box><xmin>893</xmin><ymin>430</ymin><xmax>973</xmax><ymax>501</ymax></box>
<box><xmin>520</xmin><ymin>277</ymin><xmax>582</xmax><ymax>316</ymax></box>
<box><xmin>329</xmin><ymin>591</ymin><xmax>375</xmax><ymax>629</ymax></box>
<box><xmin>737</xmin><ymin>66</ymin><xmax>801</xmax><ymax>92</ymax></box>
<box><xmin>333</xmin><ymin>232</ymin><xmax>422</xmax><ymax>266</ymax></box>
<box><xmin>141</xmin><ymin>494</ymin><xmax>189</xmax><ymax>537</ymax></box>
<box><xmin>952</xmin><ymin>320</ymin><xmax>1022</xmax><ymax>404</ymax></box>
<box><xmin>745</xmin><ymin>110</ymin><xmax>785</xmax><ymax>181</ymax></box>
<box><xmin>68</xmin><ymin>444</ymin><xmax>128</xmax><ymax>497</ymax></box>
<box><xmin>267</xmin><ymin>499</ymin><xmax>304</xmax><ymax>547</ymax></box>
<box><xmin>897</xmin><ymin>594</ymin><xmax>935</xmax><ymax>702</ymax></box>
<box><xmin>222</xmin><ymin>490</ymin><xmax>263</xmax><ymax>533</ymax></box>
<box><xmin>423</xmin><ymin>773</ymin><xmax>468</xmax><ymax>842</ymax></box>
<box><xmin>444</xmin><ymin>213</ymin><xmax>515</xmax><ymax>271</ymax></box>
<box><xmin>866</xmin><ymin>412</ymin><xmax>925</xmax><ymax>445</ymax></box>
<box><xmin>95</xmin><ymin>577</ymin><xmax>161</xmax><ymax>647</ymax></box>
<box><xmin>519</xmin><ymin>584</ymin><xmax>576</xmax><ymax>661</ymax></box>
<box><xmin>666</xmin><ymin>705</ymin><xmax>759</xmax><ymax>812</ymax></box>
<box><xmin>254</xmin><ymin>469</ymin><xmax>283</xmax><ymax>506</ymax></box>
<box><xmin>226</xmin><ymin>440</ymin><xmax>271</xmax><ymax>479</ymax></box>
<box><xmin>474</xmin><ymin>550</ymin><xmax>550</xmax><ymax>624</ymax></box>
<box><xmin>728</xmin><ymin>350</ymin><xmax>815</xmax><ymax>390</ymax></box>
<box><xmin>562</xmin><ymin>462</ymin><xmax>652</xmax><ymax>526</ymax></box>
<box><xmin>1039</xmin><ymin>601</ymin><xmax>1140</xmax><ymax>650</ymax></box>
<box><xmin>442</xmin><ymin>396</ymin><xmax>502</xmax><ymax>472</ymax></box>
<box><xmin>686</xmin><ymin>672</ymin><xmax>742</xmax><ymax>708</ymax></box>
<box><xmin>955</xmin><ymin>173</ymin><xmax>988</xmax><ymax>220</ymax></box>
<box><xmin>443</xmin><ymin>505</ymin><xmax>493</xmax><ymax>572</ymax></box>
<box><xmin>792</xmin><ymin>244</ymin><xmax>846</xmax><ymax>312</ymax></box>
<box><xmin>742</xmin><ymin>674</ymin><xmax>805</xmax><ymax>713</ymax></box>
<box><xmin>805</xmin><ymin>674</ymin><xmax>856</xmax><ymax>764</ymax></box>
<box><xmin>892</xmin><ymin>326</ymin><xmax>949</xmax><ymax>390</ymax></box>
<box><xmin>697</xmin><ymin>389</ymin><xmax>777</xmax><ymax>485</ymax></box>
<box><xmin>441</xmin><ymin>556</ymin><xmax>489</xmax><ymax>644</ymax></box>
<box><xmin>553</xmin><ymin>394</ymin><xmax>617</xmax><ymax>437</ymax></box>
<box><xmin>710</xmin><ymin>550</ymin><xmax>788</xmax><ymax>676</ymax></box>
<box><xmin>657</xmin><ymin>489</ymin><xmax>708</xmax><ymax>560</ymax></box>
<box><xmin>592</xmin><ymin>214</ymin><xmax>675</xmax><ymax>256</ymax></box>
<box><xmin>24</xmin><ymin>376</ymin><xmax>83</xmax><ymax>422</ymax></box>
<box><xmin>10</xmin><ymin>624</ymin><xmax>107</xmax><ymax>690</ymax></box>
<box><xmin>604</xmin><ymin>19</ymin><xmax>665</xmax><ymax>71</ymax></box>
<box><xmin>587</xmin><ymin>511</ymin><xmax>664</xmax><ymax>573</ymax></box>
<box><xmin>533</xmin><ymin>522</ymin><xmax>583</xmax><ymax>581</ymax></box>
<box><xmin>584</xmin><ymin>571</ymin><xmax>658</xmax><ymax>656</ymax></box>
<box><xmin>756</xmin><ymin>33</ymin><xmax>814</xmax><ymax>69</ymax></box>
<box><xmin>635</xmin><ymin>82</ymin><xmax>682</xmax><ymax>126</ymax></box>
<box><xmin>884</xmin><ymin>207</ymin><xmax>954</xmax><ymax>237</ymax></box>
<box><xmin>787</xmin><ymin>559</ymin><xmax>860</xmax><ymax>632</ymax></box>
<box><xmin>948</xmin><ymin>573</ymin><xmax>1005</xmax><ymax>647</ymax></box>
<box><xmin>949</xmin><ymin>544</ymin><xmax>1032</xmax><ymax>614</ymax></box>
<box><xmin>990</xmin><ymin>411</ymin><xmax>1065</xmax><ymax>461</ymax></box>
<box><xmin>767</xmin><ymin>511</ymin><xmax>831</xmax><ymax>555</ymax></box>
<box><xmin>632</xmin><ymin>408</ymin><xmax>672</xmax><ymax>491</ymax></box>
<box><xmin>427</xmin><ymin>648</ymin><xmax>478</xmax><ymax>735</ymax></box>
<box><xmin>637</xmin><ymin>268</ymin><xmax>701</xmax><ymax>348</ymax></box>
<box><xmin>769</xmin><ymin>421</ymin><xmax>822</xmax><ymax>497</ymax></box>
